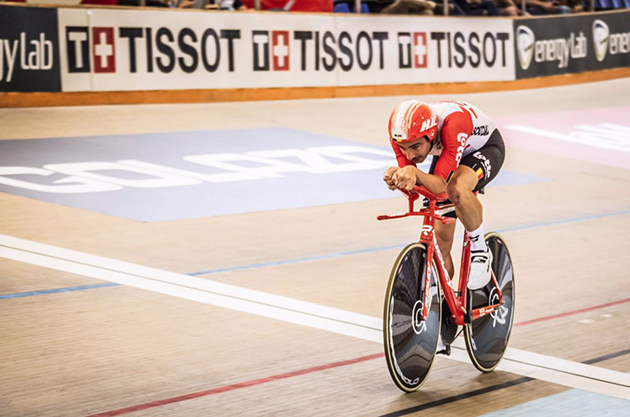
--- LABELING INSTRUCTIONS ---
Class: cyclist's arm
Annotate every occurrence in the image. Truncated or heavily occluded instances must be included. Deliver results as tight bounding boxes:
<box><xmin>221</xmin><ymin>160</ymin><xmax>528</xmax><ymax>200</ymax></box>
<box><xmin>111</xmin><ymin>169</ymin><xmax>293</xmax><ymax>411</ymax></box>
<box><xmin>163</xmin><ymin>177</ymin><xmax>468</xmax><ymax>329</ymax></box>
<box><xmin>415</xmin><ymin>170</ymin><xmax>447</xmax><ymax>195</ymax></box>
<box><xmin>390</xmin><ymin>159</ymin><xmax>447</xmax><ymax>194</ymax></box>
<box><xmin>389</xmin><ymin>138</ymin><xmax>450</xmax><ymax>194</ymax></box>
<box><xmin>384</xmin><ymin>141</ymin><xmax>417</xmax><ymax>190</ymax></box>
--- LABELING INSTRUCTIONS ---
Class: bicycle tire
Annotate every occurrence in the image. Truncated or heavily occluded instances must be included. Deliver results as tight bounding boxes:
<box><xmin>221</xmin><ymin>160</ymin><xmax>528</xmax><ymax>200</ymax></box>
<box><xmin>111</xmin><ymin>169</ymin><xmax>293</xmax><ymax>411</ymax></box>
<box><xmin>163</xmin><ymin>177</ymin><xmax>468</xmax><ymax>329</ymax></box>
<box><xmin>464</xmin><ymin>232</ymin><xmax>515</xmax><ymax>373</ymax></box>
<box><xmin>383</xmin><ymin>243</ymin><xmax>441</xmax><ymax>392</ymax></box>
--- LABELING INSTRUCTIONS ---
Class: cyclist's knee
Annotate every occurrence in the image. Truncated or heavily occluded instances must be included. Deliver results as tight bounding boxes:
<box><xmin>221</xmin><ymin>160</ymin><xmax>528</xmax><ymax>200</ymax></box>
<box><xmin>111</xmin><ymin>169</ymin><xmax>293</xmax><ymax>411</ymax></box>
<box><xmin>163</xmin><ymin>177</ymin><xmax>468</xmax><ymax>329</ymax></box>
<box><xmin>447</xmin><ymin>173</ymin><xmax>476</xmax><ymax>205</ymax></box>
<box><xmin>446</xmin><ymin>180</ymin><xmax>464</xmax><ymax>205</ymax></box>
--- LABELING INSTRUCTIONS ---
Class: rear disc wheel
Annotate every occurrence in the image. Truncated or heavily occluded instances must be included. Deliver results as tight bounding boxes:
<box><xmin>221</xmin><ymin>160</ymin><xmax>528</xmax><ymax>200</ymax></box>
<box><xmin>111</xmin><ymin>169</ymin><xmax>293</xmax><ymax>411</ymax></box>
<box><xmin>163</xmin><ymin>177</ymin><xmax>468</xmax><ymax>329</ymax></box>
<box><xmin>464</xmin><ymin>232</ymin><xmax>515</xmax><ymax>372</ymax></box>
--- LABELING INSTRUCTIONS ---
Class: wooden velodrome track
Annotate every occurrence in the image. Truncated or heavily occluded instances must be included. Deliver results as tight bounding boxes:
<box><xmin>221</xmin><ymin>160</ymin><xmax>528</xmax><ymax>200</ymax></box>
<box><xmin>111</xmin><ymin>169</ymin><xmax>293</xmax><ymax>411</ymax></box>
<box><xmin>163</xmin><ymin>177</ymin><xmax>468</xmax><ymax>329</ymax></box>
<box><xmin>1</xmin><ymin>78</ymin><xmax>630</xmax><ymax>416</ymax></box>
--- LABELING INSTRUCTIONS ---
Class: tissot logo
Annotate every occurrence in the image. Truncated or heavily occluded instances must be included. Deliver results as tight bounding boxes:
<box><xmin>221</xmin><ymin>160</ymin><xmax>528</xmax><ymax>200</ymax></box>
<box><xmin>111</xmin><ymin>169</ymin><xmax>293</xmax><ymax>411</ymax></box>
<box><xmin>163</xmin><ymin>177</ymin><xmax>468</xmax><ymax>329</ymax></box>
<box><xmin>92</xmin><ymin>27</ymin><xmax>116</xmax><ymax>73</ymax></box>
<box><xmin>66</xmin><ymin>26</ymin><xmax>117</xmax><ymax>73</ymax></box>
<box><xmin>65</xmin><ymin>25</ymin><xmax>241</xmax><ymax>75</ymax></box>
<box><xmin>516</xmin><ymin>26</ymin><xmax>535</xmax><ymax>70</ymax></box>
<box><xmin>430</xmin><ymin>31</ymin><xmax>510</xmax><ymax>69</ymax></box>
<box><xmin>272</xmin><ymin>31</ymin><xmax>290</xmax><ymax>71</ymax></box>
<box><xmin>252</xmin><ymin>31</ymin><xmax>270</xmax><ymax>71</ymax></box>
<box><xmin>66</xmin><ymin>27</ymin><xmax>90</xmax><ymax>73</ymax></box>
<box><xmin>397</xmin><ymin>32</ymin><xmax>427</xmax><ymax>69</ymax></box>
<box><xmin>253</xmin><ymin>30</ymin><xmax>291</xmax><ymax>71</ymax></box>
<box><xmin>413</xmin><ymin>33</ymin><xmax>428</xmax><ymax>68</ymax></box>
<box><xmin>593</xmin><ymin>20</ymin><xmax>610</xmax><ymax>62</ymax></box>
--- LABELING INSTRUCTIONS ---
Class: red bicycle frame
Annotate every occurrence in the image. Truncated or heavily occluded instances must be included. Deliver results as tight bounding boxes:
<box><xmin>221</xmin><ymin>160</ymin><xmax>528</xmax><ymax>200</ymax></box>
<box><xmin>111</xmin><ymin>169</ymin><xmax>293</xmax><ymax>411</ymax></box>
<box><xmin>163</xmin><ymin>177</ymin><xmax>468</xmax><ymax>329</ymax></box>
<box><xmin>378</xmin><ymin>186</ymin><xmax>504</xmax><ymax>326</ymax></box>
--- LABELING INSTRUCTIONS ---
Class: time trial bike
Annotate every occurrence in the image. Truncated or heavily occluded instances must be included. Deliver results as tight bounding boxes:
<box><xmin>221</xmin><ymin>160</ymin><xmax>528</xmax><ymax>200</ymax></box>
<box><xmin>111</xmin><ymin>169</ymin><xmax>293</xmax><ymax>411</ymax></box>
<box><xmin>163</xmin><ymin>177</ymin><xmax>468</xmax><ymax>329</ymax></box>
<box><xmin>378</xmin><ymin>185</ymin><xmax>515</xmax><ymax>392</ymax></box>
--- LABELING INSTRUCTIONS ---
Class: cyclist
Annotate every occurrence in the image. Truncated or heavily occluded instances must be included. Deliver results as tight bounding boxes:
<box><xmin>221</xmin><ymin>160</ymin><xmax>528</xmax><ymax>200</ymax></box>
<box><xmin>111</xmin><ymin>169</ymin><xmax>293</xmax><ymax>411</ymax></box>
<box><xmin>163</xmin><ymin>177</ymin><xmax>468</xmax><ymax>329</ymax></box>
<box><xmin>382</xmin><ymin>100</ymin><xmax>506</xmax><ymax>290</ymax></box>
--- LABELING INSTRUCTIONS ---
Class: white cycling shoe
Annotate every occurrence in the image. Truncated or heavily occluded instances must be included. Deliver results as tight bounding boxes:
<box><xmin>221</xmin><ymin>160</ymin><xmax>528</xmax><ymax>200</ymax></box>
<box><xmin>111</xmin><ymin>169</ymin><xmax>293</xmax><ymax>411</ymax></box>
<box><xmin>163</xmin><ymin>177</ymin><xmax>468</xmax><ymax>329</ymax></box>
<box><xmin>467</xmin><ymin>249</ymin><xmax>493</xmax><ymax>290</ymax></box>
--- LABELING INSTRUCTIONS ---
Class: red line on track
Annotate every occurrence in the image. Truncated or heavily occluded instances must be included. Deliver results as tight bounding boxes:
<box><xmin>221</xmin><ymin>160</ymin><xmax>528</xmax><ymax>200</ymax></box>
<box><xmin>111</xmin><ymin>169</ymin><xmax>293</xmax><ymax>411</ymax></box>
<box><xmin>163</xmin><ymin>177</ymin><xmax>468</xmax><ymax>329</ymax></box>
<box><xmin>514</xmin><ymin>297</ymin><xmax>630</xmax><ymax>327</ymax></box>
<box><xmin>87</xmin><ymin>353</ymin><xmax>384</xmax><ymax>417</ymax></box>
<box><xmin>89</xmin><ymin>296</ymin><xmax>630</xmax><ymax>416</ymax></box>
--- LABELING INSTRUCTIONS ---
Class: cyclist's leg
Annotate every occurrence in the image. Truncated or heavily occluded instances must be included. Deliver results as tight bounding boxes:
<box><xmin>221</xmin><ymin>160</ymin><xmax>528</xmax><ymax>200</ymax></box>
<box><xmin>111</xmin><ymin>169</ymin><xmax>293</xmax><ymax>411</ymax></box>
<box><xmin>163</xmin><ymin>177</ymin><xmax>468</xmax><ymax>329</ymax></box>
<box><xmin>430</xmin><ymin>154</ymin><xmax>458</xmax><ymax>278</ymax></box>
<box><xmin>446</xmin><ymin>129</ymin><xmax>506</xmax><ymax>231</ymax></box>
<box><xmin>447</xmin><ymin>167</ymin><xmax>481</xmax><ymax>232</ymax></box>
<box><xmin>435</xmin><ymin>220</ymin><xmax>456</xmax><ymax>279</ymax></box>
<box><xmin>429</xmin><ymin>155</ymin><xmax>457</xmax><ymax>278</ymax></box>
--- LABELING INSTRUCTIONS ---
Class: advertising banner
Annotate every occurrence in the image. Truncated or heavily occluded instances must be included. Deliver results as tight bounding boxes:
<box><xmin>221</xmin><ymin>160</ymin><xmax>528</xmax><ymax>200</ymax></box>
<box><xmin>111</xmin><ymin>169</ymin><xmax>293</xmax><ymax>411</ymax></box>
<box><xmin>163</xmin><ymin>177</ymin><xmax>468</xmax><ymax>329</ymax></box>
<box><xmin>514</xmin><ymin>10</ymin><xmax>630</xmax><ymax>79</ymax></box>
<box><xmin>58</xmin><ymin>9</ymin><xmax>337</xmax><ymax>91</ymax></box>
<box><xmin>0</xmin><ymin>6</ymin><xmax>61</xmax><ymax>92</ymax></box>
<box><xmin>335</xmin><ymin>16</ymin><xmax>514</xmax><ymax>86</ymax></box>
<box><xmin>8</xmin><ymin>5</ymin><xmax>629</xmax><ymax>94</ymax></box>
<box><xmin>57</xmin><ymin>9</ymin><xmax>516</xmax><ymax>92</ymax></box>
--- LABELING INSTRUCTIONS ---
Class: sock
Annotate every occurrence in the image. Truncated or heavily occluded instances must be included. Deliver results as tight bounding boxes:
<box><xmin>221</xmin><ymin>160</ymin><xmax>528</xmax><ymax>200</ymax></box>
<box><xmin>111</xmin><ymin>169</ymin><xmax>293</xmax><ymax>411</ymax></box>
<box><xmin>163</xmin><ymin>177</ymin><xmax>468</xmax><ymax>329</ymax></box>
<box><xmin>468</xmin><ymin>224</ymin><xmax>488</xmax><ymax>252</ymax></box>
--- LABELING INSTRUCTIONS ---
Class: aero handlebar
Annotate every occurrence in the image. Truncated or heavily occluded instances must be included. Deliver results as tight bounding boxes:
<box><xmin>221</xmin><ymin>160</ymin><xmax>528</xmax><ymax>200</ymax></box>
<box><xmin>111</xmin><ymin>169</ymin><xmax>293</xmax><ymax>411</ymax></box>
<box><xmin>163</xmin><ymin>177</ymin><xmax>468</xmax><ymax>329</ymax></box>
<box><xmin>400</xmin><ymin>186</ymin><xmax>449</xmax><ymax>203</ymax></box>
<box><xmin>377</xmin><ymin>186</ymin><xmax>454</xmax><ymax>224</ymax></box>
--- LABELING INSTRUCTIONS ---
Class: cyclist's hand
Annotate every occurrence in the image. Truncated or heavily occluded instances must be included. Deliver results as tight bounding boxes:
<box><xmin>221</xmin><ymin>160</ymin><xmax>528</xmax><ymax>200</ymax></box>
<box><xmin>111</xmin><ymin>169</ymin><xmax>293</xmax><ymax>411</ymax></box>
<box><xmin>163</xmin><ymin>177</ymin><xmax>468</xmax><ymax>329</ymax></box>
<box><xmin>393</xmin><ymin>166</ymin><xmax>417</xmax><ymax>191</ymax></box>
<box><xmin>383</xmin><ymin>167</ymin><xmax>399</xmax><ymax>190</ymax></box>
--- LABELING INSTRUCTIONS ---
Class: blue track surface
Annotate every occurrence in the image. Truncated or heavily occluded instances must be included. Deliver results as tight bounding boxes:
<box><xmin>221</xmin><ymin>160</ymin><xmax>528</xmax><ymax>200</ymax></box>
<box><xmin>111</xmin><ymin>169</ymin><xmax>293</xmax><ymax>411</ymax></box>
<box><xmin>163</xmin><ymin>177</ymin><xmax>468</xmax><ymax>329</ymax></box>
<box><xmin>0</xmin><ymin>128</ymin><xmax>544</xmax><ymax>221</ymax></box>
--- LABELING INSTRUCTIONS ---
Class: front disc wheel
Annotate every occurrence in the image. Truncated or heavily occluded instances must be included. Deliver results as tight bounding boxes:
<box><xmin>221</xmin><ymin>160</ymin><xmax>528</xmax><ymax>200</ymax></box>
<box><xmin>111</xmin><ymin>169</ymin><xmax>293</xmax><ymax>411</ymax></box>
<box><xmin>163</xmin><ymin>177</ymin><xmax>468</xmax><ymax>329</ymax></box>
<box><xmin>383</xmin><ymin>243</ymin><xmax>441</xmax><ymax>392</ymax></box>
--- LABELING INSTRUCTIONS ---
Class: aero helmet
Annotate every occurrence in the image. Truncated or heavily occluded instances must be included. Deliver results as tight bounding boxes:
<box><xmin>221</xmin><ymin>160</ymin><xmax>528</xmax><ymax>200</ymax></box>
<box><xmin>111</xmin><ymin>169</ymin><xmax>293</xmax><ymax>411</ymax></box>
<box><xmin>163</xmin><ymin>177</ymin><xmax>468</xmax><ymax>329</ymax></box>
<box><xmin>388</xmin><ymin>100</ymin><xmax>437</xmax><ymax>144</ymax></box>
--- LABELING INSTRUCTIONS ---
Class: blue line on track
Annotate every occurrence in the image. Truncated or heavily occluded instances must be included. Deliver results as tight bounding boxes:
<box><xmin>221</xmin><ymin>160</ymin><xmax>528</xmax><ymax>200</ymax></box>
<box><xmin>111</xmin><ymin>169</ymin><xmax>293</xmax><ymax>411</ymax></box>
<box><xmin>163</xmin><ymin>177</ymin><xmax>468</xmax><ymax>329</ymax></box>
<box><xmin>187</xmin><ymin>209</ymin><xmax>630</xmax><ymax>276</ymax></box>
<box><xmin>495</xmin><ymin>209</ymin><xmax>630</xmax><ymax>233</ymax></box>
<box><xmin>2</xmin><ymin>209</ymin><xmax>629</xmax><ymax>299</ymax></box>
<box><xmin>186</xmin><ymin>244</ymin><xmax>404</xmax><ymax>276</ymax></box>
<box><xmin>0</xmin><ymin>283</ymin><xmax>119</xmax><ymax>300</ymax></box>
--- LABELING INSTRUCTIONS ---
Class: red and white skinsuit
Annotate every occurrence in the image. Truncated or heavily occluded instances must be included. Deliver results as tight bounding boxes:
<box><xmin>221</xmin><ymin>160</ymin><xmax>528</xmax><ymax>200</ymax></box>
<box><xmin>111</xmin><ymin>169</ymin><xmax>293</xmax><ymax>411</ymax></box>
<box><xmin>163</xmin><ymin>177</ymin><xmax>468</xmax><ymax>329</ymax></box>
<box><xmin>392</xmin><ymin>101</ymin><xmax>496</xmax><ymax>181</ymax></box>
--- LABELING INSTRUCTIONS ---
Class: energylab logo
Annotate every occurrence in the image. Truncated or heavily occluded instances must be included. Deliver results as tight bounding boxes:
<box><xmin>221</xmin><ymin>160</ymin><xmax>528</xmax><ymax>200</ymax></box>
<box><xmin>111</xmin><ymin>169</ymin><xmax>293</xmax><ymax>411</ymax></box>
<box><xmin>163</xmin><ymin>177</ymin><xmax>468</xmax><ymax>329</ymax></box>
<box><xmin>0</xmin><ymin>6</ymin><xmax>61</xmax><ymax>92</ymax></box>
<box><xmin>516</xmin><ymin>26</ymin><xmax>535</xmax><ymax>70</ymax></box>
<box><xmin>252</xmin><ymin>30</ymin><xmax>290</xmax><ymax>71</ymax></box>
<box><xmin>593</xmin><ymin>20</ymin><xmax>610</xmax><ymax>62</ymax></box>
<box><xmin>515</xmin><ymin>25</ymin><xmax>586</xmax><ymax>70</ymax></box>
<box><xmin>0</xmin><ymin>32</ymin><xmax>56</xmax><ymax>83</ymax></box>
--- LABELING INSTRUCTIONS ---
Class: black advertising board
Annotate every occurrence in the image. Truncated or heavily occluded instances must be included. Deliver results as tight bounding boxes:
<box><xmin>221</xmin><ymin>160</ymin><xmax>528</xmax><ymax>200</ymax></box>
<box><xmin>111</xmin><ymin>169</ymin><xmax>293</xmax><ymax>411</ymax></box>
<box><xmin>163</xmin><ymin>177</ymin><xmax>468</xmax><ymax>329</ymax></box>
<box><xmin>0</xmin><ymin>6</ymin><xmax>61</xmax><ymax>92</ymax></box>
<box><xmin>514</xmin><ymin>11</ymin><xmax>630</xmax><ymax>79</ymax></box>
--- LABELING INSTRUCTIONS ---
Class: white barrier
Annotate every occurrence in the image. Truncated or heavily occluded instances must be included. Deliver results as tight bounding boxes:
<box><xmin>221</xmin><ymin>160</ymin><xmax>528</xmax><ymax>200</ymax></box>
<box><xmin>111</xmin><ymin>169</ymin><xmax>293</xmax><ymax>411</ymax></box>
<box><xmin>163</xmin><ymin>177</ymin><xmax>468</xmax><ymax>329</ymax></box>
<box><xmin>57</xmin><ymin>8</ymin><xmax>515</xmax><ymax>92</ymax></box>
